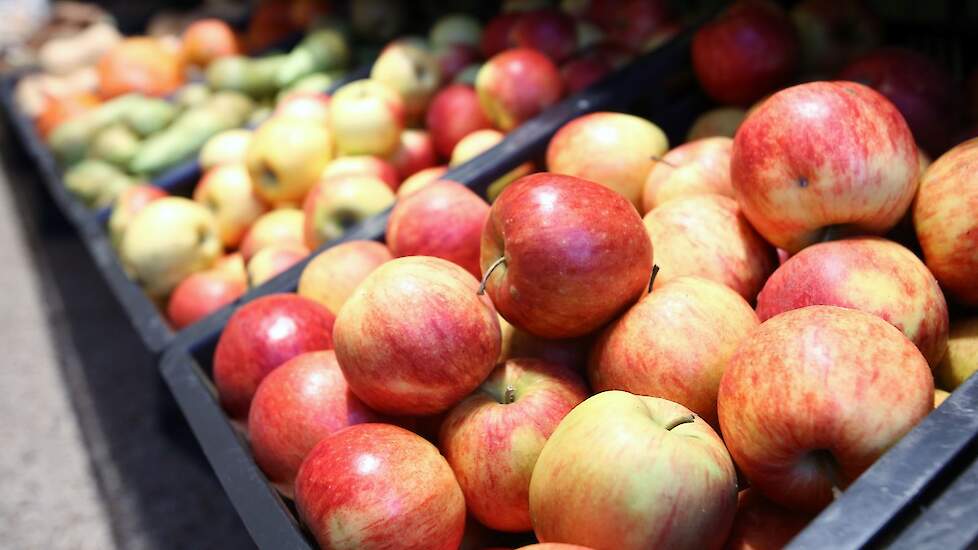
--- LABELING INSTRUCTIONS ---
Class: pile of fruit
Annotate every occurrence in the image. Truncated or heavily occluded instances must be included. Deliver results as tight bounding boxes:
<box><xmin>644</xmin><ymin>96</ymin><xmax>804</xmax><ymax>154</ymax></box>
<box><xmin>107</xmin><ymin>3</ymin><xmax>685</xmax><ymax>330</ymax></box>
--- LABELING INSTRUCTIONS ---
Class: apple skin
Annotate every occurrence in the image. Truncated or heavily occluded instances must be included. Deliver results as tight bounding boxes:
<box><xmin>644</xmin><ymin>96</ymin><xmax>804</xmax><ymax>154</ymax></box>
<box><xmin>481</xmin><ymin>13</ymin><xmax>522</xmax><ymax>58</ymax></box>
<box><xmin>935</xmin><ymin>389</ymin><xmax>950</xmax><ymax>408</ymax></box>
<box><xmin>302</xmin><ymin>176</ymin><xmax>395</xmax><ymax>250</ymax></box>
<box><xmin>913</xmin><ymin>138</ymin><xmax>978</xmax><ymax>307</ymax></box>
<box><xmin>329</xmin><ymin>79</ymin><xmax>406</xmax><ymax>157</ymax></box>
<box><xmin>512</xmin><ymin>9</ymin><xmax>577</xmax><ymax>63</ymax></box>
<box><xmin>559</xmin><ymin>55</ymin><xmax>611</xmax><ymax>94</ymax></box>
<box><xmin>482</xmin><ymin>173</ymin><xmax>653</xmax><ymax>339</ymax></box>
<box><xmin>427</xmin><ymin>84</ymin><xmax>493</xmax><ymax>158</ymax></box>
<box><xmin>387</xmin><ymin>129</ymin><xmax>438</xmax><ymax>180</ymax></box>
<box><xmin>199</xmin><ymin>128</ymin><xmax>253</xmax><ymax>170</ymax></box>
<box><xmin>692</xmin><ymin>0</ymin><xmax>800</xmax><ymax>105</ymax></box>
<box><xmin>439</xmin><ymin>359</ymin><xmax>588</xmax><ymax>532</ymax></box>
<box><xmin>547</xmin><ymin>112</ymin><xmax>668</xmax><ymax>209</ymax></box>
<box><xmin>589</xmin><ymin>277</ymin><xmax>758</xmax><ymax>429</ymax></box>
<box><xmin>386</xmin><ymin>181</ymin><xmax>489</xmax><ymax>279</ymax></box>
<box><xmin>838</xmin><ymin>48</ymin><xmax>959</xmax><ymax>156</ymax></box>
<box><xmin>585</xmin><ymin>0</ymin><xmax>674</xmax><ymax>53</ymax></box>
<box><xmin>686</xmin><ymin>107</ymin><xmax>746</xmax><ymax>141</ymax></box>
<box><xmin>435</xmin><ymin>43</ymin><xmax>482</xmax><ymax>84</ymax></box>
<box><xmin>109</xmin><ymin>184</ymin><xmax>168</xmax><ymax>249</ymax></box>
<box><xmin>370</xmin><ymin>38</ymin><xmax>442</xmax><ymax>124</ymax></box>
<box><xmin>120</xmin><ymin>197</ymin><xmax>222</xmax><ymax>298</ymax></box>
<box><xmin>194</xmin><ymin>163</ymin><xmax>269</xmax><ymax>248</ymax></box>
<box><xmin>718</xmin><ymin>305</ymin><xmax>934</xmax><ymax>512</ymax></box>
<box><xmin>295</xmin><ymin>423</ymin><xmax>466</xmax><ymax>550</ymax></box>
<box><xmin>641</xmin><ymin>136</ymin><xmax>733</xmax><ymax>213</ymax></box>
<box><xmin>450</xmin><ymin>129</ymin><xmax>533</xmax><ymax>200</ymax></box>
<box><xmin>790</xmin><ymin>0</ymin><xmax>881</xmax><ymax>75</ymax></box>
<box><xmin>498</xmin><ymin>315</ymin><xmax>592</xmax><ymax>373</ymax></box>
<box><xmin>246</xmin><ymin>242</ymin><xmax>307</xmax><ymax>286</ymax></box>
<box><xmin>274</xmin><ymin>91</ymin><xmax>331</xmax><ymax>125</ymax></box>
<box><xmin>239</xmin><ymin>208</ymin><xmax>307</xmax><ymax>261</ymax></box>
<box><xmin>476</xmin><ymin>48</ymin><xmax>563</xmax><ymax>132</ymax></box>
<box><xmin>397</xmin><ymin>165</ymin><xmax>450</xmax><ymax>198</ymax></box>
<box><xmin>333</xmin><ymin>256</ymin><xmax>501</xmax><ymax>416</ymax></box>
<box><xmin>166</xmin><ymin>257</ymin><xmax>248</xmax><ymax>329</ymax></box>
<box><xmin>430</xmin><ymin>14</ymin><xmax>483</xmax><ymax>49</ymax></box>
<box><xmin>724</xmin><ymin>489</ymin><xmax>813</xmax><ymax>550</ymax></box>
<box><xmin>643</xmin><ymin>195</ymin><xmax>776</xmax><ymax>303</ymax></box>
<box><xmin>517</xmin><ymin>545</ymin><xmax>594</xmax><ymax>550</ymax></box>
<box><xmin>214</xmin><ymin>293</ymin><xmax>336</xmax><ymax>420</ymax></box>
<box><xmin>245</xmin><ymin>115</ymin><xmax>333</xmax><ymax>207</ymax></box>
<box><xmin>935</xmin><ymin>318</ymin><xmax>978</xmax><ymax>391</ymax></box>
<box><xmin>529</xmin><ymin>391</ymin><xmax>738</xmax><ymax>550</ymax></box>
<box><xmin>248</xmin><ymin>350</ymin><xmax>384</xmax><ymax>497</ymax></box>
<box><xmin>756</xmin><ymin>237</ymin><xmax>949</xmax><ymax>368</ymax></box>
<box><xmin>297</xmin><ymin>240</ymin><xmax>391</xmax><ymax>315</ymax></box>
<box><xmin>731</xmin><ymin>81</ymin><xmax>919</xmax><ymax>253</ymax></box>
<box><xmin>320</xmin><ymin>155</ymin><xmax>400</xmax><ymax>192</ymax></box>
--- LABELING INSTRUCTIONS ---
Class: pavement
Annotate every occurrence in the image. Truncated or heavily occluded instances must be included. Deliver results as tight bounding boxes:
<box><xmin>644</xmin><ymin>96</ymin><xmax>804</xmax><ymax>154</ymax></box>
<box><xmin>0</xmin><ymin>118</ymin><xmax>254</xmax><ymax>548</ymax></box>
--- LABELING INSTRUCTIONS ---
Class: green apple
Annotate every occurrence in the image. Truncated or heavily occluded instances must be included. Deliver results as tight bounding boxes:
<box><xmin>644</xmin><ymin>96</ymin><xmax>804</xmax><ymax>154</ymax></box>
<box><xmin>329</xmin><ymin>79</ymin><xmax>405</xmax><ymax>157</ymax></box>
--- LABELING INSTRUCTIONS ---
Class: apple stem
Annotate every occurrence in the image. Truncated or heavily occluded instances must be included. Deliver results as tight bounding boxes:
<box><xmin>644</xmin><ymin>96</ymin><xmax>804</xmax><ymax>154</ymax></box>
<box><xmin>664</xmin><ymin>414</ymin><xmax>695</xmax><ymax>431</ymax></box>
<box><xmin>647</xmin><ymin>264</ymin><xmax>660</xmax><ymax>294</ymax></box>
<box><xmin>650</xmin><ymin>155</ymin><xmax>677</xmax><ymax>168</ymax></box>
<box><xmin>814</xmin><ymin>450</ymin><xmax>845</xmax><ymax>500</ymax></box>
<box><xmin>504</xmin><ymin>385</ymin><xmax>516</xmax><ymax>404</ymax></box>
<box><xmin>478</xmin><ymin>257</ymin><xmax>507</xmax><ymax>296</ymax></box>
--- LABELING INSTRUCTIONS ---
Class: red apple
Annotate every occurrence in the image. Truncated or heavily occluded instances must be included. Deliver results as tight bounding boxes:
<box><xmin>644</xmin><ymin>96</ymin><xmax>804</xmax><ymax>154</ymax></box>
<box><xmin>725</xmin><ymin>489</ymin><xmax>813</xmax><ymax>550</ymax></box>
<box><xmin>333</xmin><ymin>256</ymin><xmax>501</xmax><ymax>415</ymax></box>
<box><xmin>718</xmin><ymin>306</ymin><xmax>934</xmax><ymax>512</ymax></box>
<box><xmin>476</xmin><ymin>48</ymin><xmax>563</xmax><ymax>131</ymax></box>
<box><xmin>397</xmin><ymin>165</ymin><xmax>450</xmax><ymax>198</ymax></box>
<box><xmin>213</xmin><ymin>294</ymin><xmax>336</xmax><ymax>420</ymax></box>
<box><xmin>529</xmin><ymin>391</ymin><xmax>738</xmax><ymax>549</ymax></box>
<box><xmin>641</xmin><ymin>136</ymin><xmax>734</xmax><ymax>213</ymax></box>
<box><xmin>838</xmin><ymin>48</ymin><xmax>959</xmax><ymax>156</ymax></box>
<box><xmin>387</xmin><ymin>129</ymin><xmax>438</xmax><ymax>179</ymax></box>
<box><xmin>166</xmin><ymin>258</ymin><xmax>248</xmax><ymax>329</ymax></box>
<box><xmin>246</xmin><ymin>242</ymin><xmax>307</xmax><ymax>286</ymax></box>
<box><xmin>482</xmin><ymin>13</ymin><xmax>523</xmax><ymax>58</ymax></box>
<box><xmin>297</xmin><ymin>240</ymin><xmax>391</xmax><ymax>315</ymax></box>
<box><xmin>643</xmin><ymin>195</ymin><xmax>777</xmax><ymax>302</ymax></box>
<box><xmin>559</xmin><ymin>54</ymin><xmax>611</xmax><ymax>94</ymax></box>
<box><xmin>756</xmin><ymin>237</ymin><xmax>949</xmax><ymax>367</ymax></box>
<box><xmin>440</xmin><ymin>358</ymin><xmax>588</xmax><ymax>532</ymax></box>
<box><xmin>320</xmin><ymin>155</ymin><xmax>400</xmax><ymax>192</ymax></box>
<box><xmin>586</xmin><ymin>0</ymin><xmax>674</xmax><ymax>53</ymax></box>
<box><xmin>512</xmin><ymin>9</ymin><xmax>577</xmax><ymax>63</ymax></box>
<box><xmin>239</xmin><ymin>208</ymin><xmax>307</xmax><ymax>261</ymax></box>
<box><xmin>248</xmin><ymin>350</ymin><xmax>383</xmax><ymax>497</ymax></box>
<box><xmin>692</xmin><ymin>0</ymin><xmax>800</xmax><ymax>105</ymax></box>
<box><xmin>482</xmin><ymin>173</ymin><xmax>652</xmax><ymax>339</ymax></box>
<box><xmin>790</xmin><ymin>0</ymin><xmax>881</xmax><ymax>75</ymax></box>
<box><xmin>731</xmin><ymin>81</ymin><xmax>918</xmax><ymax>253</ymax></box>
<box><xmin>590</xmin><ymin>276</ymin><xmax>759</xmax><ymax>428</ymax></box>
<box><xmin>386</xmin><ymin>180</ymin><xmax>489</xmax><ymax>278</ymax></box>
<box><xmin>295</xmin><ymin>423</ymin><xmax>465</xmax><ymax>550</ymax></box>
<box><xmin>498</xmin><ymin>315</ymin><xmax>591</xmax><ymax>373</ymax></box>
<box><xmin>913</xmin><ymin>138</ymin><xmax>978</xmax><ymax>306</ymax></box>
<box><xmin>435</xmin><ymin>43</ymin><xmax>482</xmax><ymax>84</ymax></box>
<box><xmin>427</xmin><ymin>84</ymin><xmax>494</xmax><ymax>158</ymax></box>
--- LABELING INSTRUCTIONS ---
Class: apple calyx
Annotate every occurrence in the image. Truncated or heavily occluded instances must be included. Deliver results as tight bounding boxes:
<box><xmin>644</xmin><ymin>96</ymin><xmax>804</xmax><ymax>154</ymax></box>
<box><xmin>647</xmin><ymin>264</ymin><xmax>661</xmax><ymax>294</ymax></box>
<box><xmin>478</xmin><ymin>256</ymin><xmax>507</xmax><ymax>295</ymax></box>
<box><xmin>664</xmin><ymin>414</ymin><xmax>696</xmax><ymax>431</ymax></box>
<box><xmin>503</xmin><ymin>385</ymin><xmax>516</xmax><ymax>404</ymax></box>
<box><xmin>812</xmin><ymin>449</ymin><xmax>845</xmax><ymax>500</ymax></box>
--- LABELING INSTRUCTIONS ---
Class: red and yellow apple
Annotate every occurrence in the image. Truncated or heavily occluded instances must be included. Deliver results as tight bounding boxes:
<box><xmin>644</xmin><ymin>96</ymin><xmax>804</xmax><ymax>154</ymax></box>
<box><xmin>450</xmin><ymin>128</ymin><xmax>533</xmax><ymax>200</ymax></box>
<box><xmin>274</xmin><ymin>91</ymin><xmax>331</xmax><ymax>125</ymax></box>
<box><xmin>370</xmin><ymin>38</ymin><xmax>442</xmax><ymax>124</ymax></box>
<box><xmin>641</xmin><ymin>136</ymin><xmax>733</xmax><ymax>213</ymax></box>
<box><xmin>387</xmin><ymin>129</ymin><xmax>438</xmax><ymax>180</ymax></box>
<box><xmin>320</xmin><ymin>155</ymin><xmax>400</xmax><ymax>192</ymax></box>
<box><xmin>166</xmin><ymin>255</ymin><xmax>248</xmax><ymax>329</ymax></box>
<box><xmin>109</xmin><ymin>183</ymin><xmax>168</xmax><ymax>248</ymax></box>
<box><xmin>329</xmin><ymin>79</ymin><xmax>405</xmax><ymax>157</ymax></box>
<box><xmin>194</xmin><ymin>163</ymin><xmax>269</xmax><ymax>248</ymax></box>
<box><xmin>199</xmin><ymin>128</ymin><xmax>253</xmax><ymax>169</ymax></box>
<box><xmin>239</xmin><ymin>208</ymin><xmax>306</xmax><ymax>261</ymax></box>
<box><xmin>427</xmin><ymin>84</ymin><xmax>493</xmax><ymax>158</ymax></box>
<box><xmin>397</xmin><ymin>165</ymin><xmax>449</xmax><ymax>198</ymax></box>
<box><xmin>476</xmin><ymin>48</ymin><xmax>563</xmax><ymax>131</ymax></box>
<box><xmin>245</xmin><ymin>115</ymin><xmax>333</xmax><ymax>207</ymax></box>
<box><xmin>246</xmin><ymin>242</ymin><xmax>307</xmax><ymax>286</ymax></box>
<box><xmin>297</xmin><ymin>240</ymin><xmax>392</xmax><ymax>315</ymax></box>
<box><xmin>935</xmin><ymin>317</ymin><xmax>978</xmax><ymax>390</ymax></box>
<box><xmin>302</xmin><ymin>175</ymin><xmax>395</xmax><ymax>250</ymax></box>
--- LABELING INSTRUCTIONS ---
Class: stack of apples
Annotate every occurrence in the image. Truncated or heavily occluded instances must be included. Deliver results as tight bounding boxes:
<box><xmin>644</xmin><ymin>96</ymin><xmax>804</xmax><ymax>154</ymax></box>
<box><xmin>111</xmin><ymin>2</ymin><xmax>685</xmax><ymax>331</ymax></box>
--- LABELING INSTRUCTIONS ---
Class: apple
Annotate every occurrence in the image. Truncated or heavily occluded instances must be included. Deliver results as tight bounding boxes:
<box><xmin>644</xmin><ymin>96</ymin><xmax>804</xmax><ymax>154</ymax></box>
<box><xmin>756</xmin><ymin>237</ymin><xmax>949</xmax><ymax>367</ymax></box>
<box><xmin>731</xmin><ymin>81</ymin><xmax>919</xmax><ymax>253</ymax></box>
<box><xmin>386</xmin><ymin>181</ymin><xmax>488</xmax><ymax>279</ymax></box>
<box><xmin>248</xmin><ymin>350</ymin><xmax>383</xmax><ymax>497</ymax></box>
<box><xmin>370</xmin><ymin>38</ymin><xmax>442</xmax><ymax>124</ymax></box>
<box><xmin>686</xmin><ymin>107</ymin><xmax>746</xmax><ymax>141</ymax></box>
<box><xmin>451</xmin><ymin>128</ymin><xmax>533</xmax><ymax>200</ymax></box>
<box><xmin>643</xmin><ymin>195</ymin><xmax>776</xmax><ymax>302</ymax></box>
<box><xmin>560</xmin><ymin>55</ymin><xmax>611</xmax><ymax>94</ymax></box>
<box><xmin>641</xmin><ymin>136</ymin><xmax>733</xmax><ymax>213</ymax></box>
<box><xmin>386</xmin><ymin>129</ymin><xmax>438</xmax><ymax>180</ymax></box>
<box><xmin>547</xmin><ymin>112</ymin><xmax>668</xmax><ymax>209</ymax></box>
<box><xmin>517</xmin><ymin>545</ymin><xmax>593</xmax><ymax>550</ymax></box>
<box><xmin>482</xmin><ymin>173</ymin><xmax>652</xmax><ymax>339</ymax></box>
<box><xmin>476</xmin><ymin>48</ymin><xmax>563</xmax><ymax>131</ymax></box>
<box><xmin>295</xmin><ymin>423</ymin><xmax>465</xmax><ymax>550</ymax></box>
<box><xmin>430</xmin><ymin>14</ymin><xmax>483</xmax><ymax>49</ymax></box>
<box><xmin>427</xmin><ymin>84</ymin><xmax>493</xmax><ymax>158</ymax></box>
<box><xmin>214</xmin><ymin>293</ymin><xmax>336</xmax><ymax>420</ymax></box>
<box><xmin>790</xmin><ymin>0</ymin><xmax>881</xmax><ymax>75</ymax></box>
<box><xmin>718</xmin><ymin>305</ymin><xmax>934</xmax><ymax>512</ymax></box>
<box><xmin>245</xmin><ymin>115</ymin><xmax>333</xmax><ymax>207</ymax></box>
<box><xmin>120</xmin><ymin>197</ymin><xmax>222</xmax><ymax>298</ymax></box>
<box><xmin>913</xmin><ymin>138</ymin><xmax>978</xmax><ymax>306</ymax></box>
<box><xmin>194</xmin><ymin>163</ymin><xmax>269</xmax><ymax>249</ymax></box>
<box><xmin>838</xmin><ymin>48</ymin><xmax>959</xmax><ymax>156</ymax></box>
<box><xmin>199</xmin><ymin>128</ymin><xmax>253</xmax><ymax>169</ymax></box>
<box><xmin>935</xmin><ymin>317</ymin><xmax>978</xmax><ymax>390</ymax></box>
<box><xmin>239</xmin><ymin>208</ymin><xmax>306</xmax><ymax>261</ymax></box>
<box><xmin>302</xmin><ymin>175</ymin><xmax>396</xmax><ymax>250</ymax></box>
<box><xmin>166</xmin><ymin>257</ymin><xmax>248</xmax><ymax>329</ymax></box>
<box><xmin>935</xmin><ymin>389</ymin><xmax>950</xmax><ymax>408</ymax></box>
<box><xmin>512</xmin><ymin>9</ymin><xmax>577</xmax><ymax>63</ymax></box>
<box><xmin>246</xmin><ymin>242</ymin><xmax>307</xmax><ymax>286</ymax></box>
<box><xmin>329</xmin><ymin>79</ymin><xmax>406</xmax><ymax>157</ymax></box>
<box><xmin>586</xmin><ymin>0</ymin><xmax>675</xmax><ymax>53</ymax></box>
<box><xmin>481</xmin><ymin>13</ymin><xmax>522</xmax><ymax>57</ymax></box>
<box><xmin>440</xmin><ymin>358</ymin><xmax>588</xmax><ymax>532</ymax></box>
<box><xmin>435</xmin><ymin>43</ymin><xmax>482</xmax><ymax>84</ymax></box>
<box><xmin>297</xmin><ymin>240</ymin><xmax>391</xmax><ymax>314</ymax></box>
<box><xmin>398</xmin><ymin>165</ymin><xmax>450</xmax><ymax>198</ymax></box>
<box><xmin>724</xmin><ymin>489</ymin><xmax>813</xmax><ymax>550</ymax></box>
<box><xmin>320</xmin><ymin>155</ymin><xmax>400</xmax><ymax>192</ymax></box>
<box><xmin>691</xmin><ymin>0</ymin><xmax>800</xmax><ymax>105</ymax></box>
<box><xmin>498</xmin><ymin>315</ymin><xmax>591</xmax><ymax>373</ymax></box>
<box><xmin>590</xmin><ymin>276</ymin><xmax>759</xmax><ymax>428</ymax></box>
<box><xmin>333</xmin><ymin>256</ymin><xmax>501</xmax><ymax>416</ymax></box>
<box><xmin>108</xmin><ymin>184</ymin><xmax>168</xmax><ymax>248</ymax></box>
<box><xmin>529</xmin><ymin>391</ymin><xmax>738</xmax><ymax>549</ymax></box>
<box><xmin>273</xmin><ymin>91</ymin><xmax>331</xmax><ymax>125</ymax></box>
<box><xmin>181</xmin><ymin>18</ymin><xmax>240</xmax><ymax>67</ymax></box>
<box><xmin>350</xmin><ymin>0</ymin><xmax>405</xmax><ymax>42</ymax></box>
